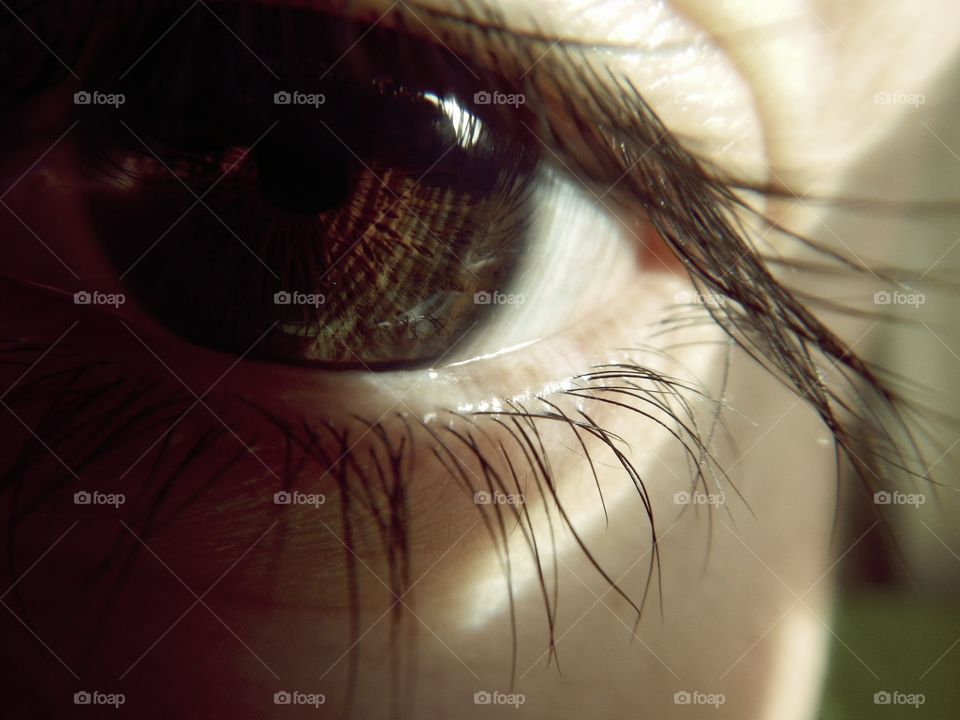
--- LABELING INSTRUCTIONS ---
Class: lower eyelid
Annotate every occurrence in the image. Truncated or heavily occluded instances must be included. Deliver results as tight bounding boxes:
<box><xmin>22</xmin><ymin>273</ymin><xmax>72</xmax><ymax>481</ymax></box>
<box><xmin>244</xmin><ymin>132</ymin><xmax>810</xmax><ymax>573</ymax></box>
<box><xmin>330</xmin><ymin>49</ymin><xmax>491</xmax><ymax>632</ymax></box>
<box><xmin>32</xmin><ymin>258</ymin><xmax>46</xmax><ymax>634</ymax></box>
<box><xmin>0</xmin><ymin>306</ymin><xmax>713</xmax><ymax>613</ymax></box>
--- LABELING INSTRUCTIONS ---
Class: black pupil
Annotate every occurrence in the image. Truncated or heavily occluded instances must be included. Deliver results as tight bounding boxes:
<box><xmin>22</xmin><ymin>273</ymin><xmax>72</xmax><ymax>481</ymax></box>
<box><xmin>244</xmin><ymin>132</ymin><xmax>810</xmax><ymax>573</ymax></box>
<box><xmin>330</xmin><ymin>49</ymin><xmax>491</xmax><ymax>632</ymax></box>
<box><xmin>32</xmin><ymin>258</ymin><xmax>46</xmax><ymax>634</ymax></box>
<box><xmin>256</xmin><ymin>130</ymin><xmax>356</xmax><ymax>215</ymax></box>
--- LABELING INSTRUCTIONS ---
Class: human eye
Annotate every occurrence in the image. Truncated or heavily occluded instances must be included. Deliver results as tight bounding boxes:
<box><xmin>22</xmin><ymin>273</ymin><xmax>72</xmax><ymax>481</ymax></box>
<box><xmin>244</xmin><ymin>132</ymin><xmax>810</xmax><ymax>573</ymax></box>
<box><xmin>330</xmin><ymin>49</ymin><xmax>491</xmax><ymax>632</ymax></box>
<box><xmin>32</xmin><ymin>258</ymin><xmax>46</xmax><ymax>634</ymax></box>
<box><xmin>65</xmin><ymin>5</ymin><xmax>651</xmax><ymax>371</ymax></box>
<box><xmin>0</xmin><ymin>1</ymin><xmax>934</xmax><ymax>719</ymax></box>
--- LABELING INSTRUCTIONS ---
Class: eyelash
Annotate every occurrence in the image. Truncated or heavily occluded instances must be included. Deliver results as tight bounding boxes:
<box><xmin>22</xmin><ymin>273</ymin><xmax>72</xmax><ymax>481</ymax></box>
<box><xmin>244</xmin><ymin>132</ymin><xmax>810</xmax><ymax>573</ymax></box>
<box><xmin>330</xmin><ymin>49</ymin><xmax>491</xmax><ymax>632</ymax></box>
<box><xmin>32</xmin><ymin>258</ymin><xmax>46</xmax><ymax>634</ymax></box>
<box><xmin>0</xmin><ymin>0</ymin><xmax>927</xmax><ymax>705</ymax></box>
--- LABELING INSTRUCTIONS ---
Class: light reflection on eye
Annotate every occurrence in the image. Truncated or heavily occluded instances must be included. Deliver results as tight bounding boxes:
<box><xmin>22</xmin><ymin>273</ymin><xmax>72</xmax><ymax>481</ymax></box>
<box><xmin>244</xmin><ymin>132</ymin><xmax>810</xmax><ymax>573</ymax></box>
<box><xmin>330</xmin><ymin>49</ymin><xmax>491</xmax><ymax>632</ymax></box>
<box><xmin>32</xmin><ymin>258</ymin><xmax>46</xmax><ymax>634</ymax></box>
<box><xmin>421</xmin><ymin>92</ymin><xmax>484</xmax><ymax>148</ymax></box>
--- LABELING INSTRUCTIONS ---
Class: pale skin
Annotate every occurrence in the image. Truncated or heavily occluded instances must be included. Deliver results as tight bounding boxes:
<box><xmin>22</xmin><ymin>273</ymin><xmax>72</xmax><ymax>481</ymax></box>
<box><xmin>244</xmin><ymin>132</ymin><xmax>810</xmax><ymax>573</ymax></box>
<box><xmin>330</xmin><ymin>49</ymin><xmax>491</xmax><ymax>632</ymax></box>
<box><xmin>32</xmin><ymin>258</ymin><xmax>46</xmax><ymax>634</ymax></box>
<box><xmin>1</xmin><ymin>1</ymin><xmax>958</xmax><ymax>718</ymax></box>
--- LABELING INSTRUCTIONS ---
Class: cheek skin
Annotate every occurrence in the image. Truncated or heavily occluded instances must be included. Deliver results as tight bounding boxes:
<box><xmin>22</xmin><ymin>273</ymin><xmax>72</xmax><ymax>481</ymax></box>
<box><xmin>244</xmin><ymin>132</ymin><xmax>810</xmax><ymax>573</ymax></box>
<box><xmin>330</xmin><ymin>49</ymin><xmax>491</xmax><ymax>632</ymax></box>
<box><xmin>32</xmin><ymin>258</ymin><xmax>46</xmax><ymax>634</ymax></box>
<box><xmin>0</xmin><ymin>382</ymin><xmax>835</xmax><ymax>720</ymax></box>
<box><xmin>1</xmin><ymin>260</ymin><xmax>834</xmax><ymax>720</ymax></box>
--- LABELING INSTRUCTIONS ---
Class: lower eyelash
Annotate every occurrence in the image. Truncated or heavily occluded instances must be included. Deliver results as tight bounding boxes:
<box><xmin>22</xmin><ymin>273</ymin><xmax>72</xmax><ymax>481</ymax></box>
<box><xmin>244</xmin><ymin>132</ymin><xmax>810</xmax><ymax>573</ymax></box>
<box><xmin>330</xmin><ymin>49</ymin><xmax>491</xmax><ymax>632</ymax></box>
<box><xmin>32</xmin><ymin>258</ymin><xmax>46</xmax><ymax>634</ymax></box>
<box><xmin>0</xmin><ymin>331</ymin><xmax>728</xmax><ymax>694</ymax></box>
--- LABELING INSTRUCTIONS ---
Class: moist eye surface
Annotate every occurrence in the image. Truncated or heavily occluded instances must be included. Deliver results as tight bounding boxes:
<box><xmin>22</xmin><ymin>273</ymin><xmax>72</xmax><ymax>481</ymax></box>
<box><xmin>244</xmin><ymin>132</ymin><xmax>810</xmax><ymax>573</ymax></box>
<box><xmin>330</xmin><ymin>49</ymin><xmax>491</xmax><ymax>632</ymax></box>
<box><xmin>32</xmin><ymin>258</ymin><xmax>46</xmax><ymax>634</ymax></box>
<box><xmin>76</xmin><ymin>6</ymin><xmax>544</xmax><ymax>368</ymax></box>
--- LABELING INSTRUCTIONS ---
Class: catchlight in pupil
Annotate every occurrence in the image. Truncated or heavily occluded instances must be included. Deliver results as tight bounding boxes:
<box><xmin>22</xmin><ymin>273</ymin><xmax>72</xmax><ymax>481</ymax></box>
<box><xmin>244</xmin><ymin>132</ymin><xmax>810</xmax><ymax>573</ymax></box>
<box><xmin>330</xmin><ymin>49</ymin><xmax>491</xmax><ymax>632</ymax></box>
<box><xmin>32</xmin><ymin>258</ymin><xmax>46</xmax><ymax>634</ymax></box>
<box><xmin>256</xmin><ymin>128</ymin><xmax>356</xmax><ymax>215</ymax></box>
<box><xmin>423</xmin><ymin>93</ymin><xmax>483</xmax><ymax>149</ymax></box>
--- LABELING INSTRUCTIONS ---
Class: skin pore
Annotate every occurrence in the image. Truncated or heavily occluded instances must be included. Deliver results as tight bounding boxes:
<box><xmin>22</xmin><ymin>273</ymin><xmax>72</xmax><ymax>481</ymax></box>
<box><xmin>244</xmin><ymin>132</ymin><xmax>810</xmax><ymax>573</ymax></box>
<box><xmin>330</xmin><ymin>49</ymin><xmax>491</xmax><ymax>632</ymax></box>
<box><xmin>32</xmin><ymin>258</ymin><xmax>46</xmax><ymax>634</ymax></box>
<box><xmin>1</xmin><ymin>1</ymin><xmax>957</xmax><ymax>718</ymax></box>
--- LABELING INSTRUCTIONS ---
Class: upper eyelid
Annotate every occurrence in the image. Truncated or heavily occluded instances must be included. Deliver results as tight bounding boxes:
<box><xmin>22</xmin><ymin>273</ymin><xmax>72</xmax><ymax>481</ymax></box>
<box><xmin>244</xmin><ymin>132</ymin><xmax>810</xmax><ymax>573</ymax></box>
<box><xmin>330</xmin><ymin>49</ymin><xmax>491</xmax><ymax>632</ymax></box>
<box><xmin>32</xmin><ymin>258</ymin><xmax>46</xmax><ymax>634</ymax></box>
<box><xmin>6</xmin><ymin>0</ymin><xmax>743</xmax><ymax>195</ymax></box>
<box><xmin>46</xmin><ymin>2</ymin><xmax>696</xmax><ymax>196</ymax></box>
<box><xmin>3</xmin><ymin>0</ymin><xmax>689</xmax><ymax>152</ymax></box>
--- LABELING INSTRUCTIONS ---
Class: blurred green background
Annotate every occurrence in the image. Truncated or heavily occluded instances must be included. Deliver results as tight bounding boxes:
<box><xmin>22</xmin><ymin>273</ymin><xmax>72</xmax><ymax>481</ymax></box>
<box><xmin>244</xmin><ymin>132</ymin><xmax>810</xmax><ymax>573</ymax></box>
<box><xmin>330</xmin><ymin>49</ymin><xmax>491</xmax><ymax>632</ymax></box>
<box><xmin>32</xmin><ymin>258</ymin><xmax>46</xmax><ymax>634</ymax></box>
<box><xmin>817</xmin><ymin>592</ymin><xmax>960</xmax><ymax>719</ymax></box>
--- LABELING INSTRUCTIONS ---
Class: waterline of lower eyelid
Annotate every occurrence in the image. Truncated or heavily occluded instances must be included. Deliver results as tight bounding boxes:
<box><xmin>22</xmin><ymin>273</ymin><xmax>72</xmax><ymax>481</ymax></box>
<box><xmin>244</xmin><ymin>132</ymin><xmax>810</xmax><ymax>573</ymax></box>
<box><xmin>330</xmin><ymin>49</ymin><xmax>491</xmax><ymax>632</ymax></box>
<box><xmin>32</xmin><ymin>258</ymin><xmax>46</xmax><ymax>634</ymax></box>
<box><xmin>356</xmin><ymin>273</ymin><xmax>715</xmax><ymax>421</ymax></box>
<box><xmin>443</xmin><ymin>339</ymin><xmax>540</xmax><ymax>368</ymax></box>
<box><xmin>453</xmin><ymin>377</ymin><xmax>581</xmax><ymax>415</ymax></box>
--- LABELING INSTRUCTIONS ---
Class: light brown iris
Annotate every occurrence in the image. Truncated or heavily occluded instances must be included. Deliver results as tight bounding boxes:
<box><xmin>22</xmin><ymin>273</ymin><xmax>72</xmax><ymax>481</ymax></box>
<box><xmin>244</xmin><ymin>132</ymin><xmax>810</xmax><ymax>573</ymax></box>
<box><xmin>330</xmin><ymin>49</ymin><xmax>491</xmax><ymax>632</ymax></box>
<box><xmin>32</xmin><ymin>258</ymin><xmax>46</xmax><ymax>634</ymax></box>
<box><xmin>265</xmin><ymin>157</ymin><xmax>530</xmax><ymax>366</ymax></box>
